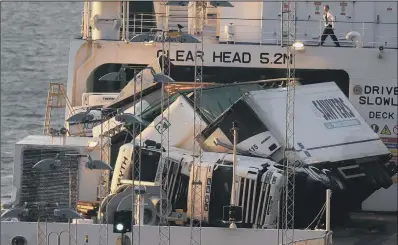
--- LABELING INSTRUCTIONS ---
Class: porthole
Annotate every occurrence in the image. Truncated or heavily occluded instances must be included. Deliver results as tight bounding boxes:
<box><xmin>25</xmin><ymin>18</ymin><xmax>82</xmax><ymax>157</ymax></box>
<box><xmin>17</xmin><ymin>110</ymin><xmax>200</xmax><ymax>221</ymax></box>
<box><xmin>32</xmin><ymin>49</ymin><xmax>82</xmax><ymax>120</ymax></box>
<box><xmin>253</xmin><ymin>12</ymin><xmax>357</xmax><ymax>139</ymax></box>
<box><xmin>11</xmin><ymin>236</ymin><xmax>27</xmax><ymax>245</ymax></box>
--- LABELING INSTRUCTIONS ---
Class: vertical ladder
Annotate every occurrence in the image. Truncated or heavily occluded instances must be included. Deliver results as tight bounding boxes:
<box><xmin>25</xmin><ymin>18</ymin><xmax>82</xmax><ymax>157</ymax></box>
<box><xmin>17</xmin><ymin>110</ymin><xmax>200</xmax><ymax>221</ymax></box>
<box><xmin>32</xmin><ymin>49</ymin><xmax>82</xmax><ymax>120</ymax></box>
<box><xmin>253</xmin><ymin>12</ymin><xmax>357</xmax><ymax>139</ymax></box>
<box><xmin>43</xmin><ymin>83</ymin><xmax>84</xmax><ymax>136</ymax></box>
<box><xmin>43</xmin><ymin>83</ymin><xmax>64</xmax><ymax>135</ymax></box>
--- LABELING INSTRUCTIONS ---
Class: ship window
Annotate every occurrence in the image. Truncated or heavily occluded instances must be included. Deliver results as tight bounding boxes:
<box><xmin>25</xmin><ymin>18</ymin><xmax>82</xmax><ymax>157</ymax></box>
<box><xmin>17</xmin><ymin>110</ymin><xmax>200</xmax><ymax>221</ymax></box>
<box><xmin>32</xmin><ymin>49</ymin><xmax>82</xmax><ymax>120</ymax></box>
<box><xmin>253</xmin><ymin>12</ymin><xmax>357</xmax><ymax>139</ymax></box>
<box><xmin>86</xmin><ymin>63</ymin><xmax>139</xmax><ymax>93</ymax></box>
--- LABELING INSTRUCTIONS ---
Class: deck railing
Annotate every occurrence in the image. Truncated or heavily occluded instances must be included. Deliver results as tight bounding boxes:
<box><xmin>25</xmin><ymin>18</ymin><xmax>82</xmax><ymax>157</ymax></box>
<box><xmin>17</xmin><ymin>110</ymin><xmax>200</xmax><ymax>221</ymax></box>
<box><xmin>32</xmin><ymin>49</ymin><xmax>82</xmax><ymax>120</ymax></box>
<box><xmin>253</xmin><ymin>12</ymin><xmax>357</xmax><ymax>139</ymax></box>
<box><xmin>120</xmin><ymin>13</ymin><xmax>397</xmax><ymax>49</ymax></box>
<box><xmin>287</xmin><ymin>231</ymin><xmax>333</xmax><ymax>245</ymax></box>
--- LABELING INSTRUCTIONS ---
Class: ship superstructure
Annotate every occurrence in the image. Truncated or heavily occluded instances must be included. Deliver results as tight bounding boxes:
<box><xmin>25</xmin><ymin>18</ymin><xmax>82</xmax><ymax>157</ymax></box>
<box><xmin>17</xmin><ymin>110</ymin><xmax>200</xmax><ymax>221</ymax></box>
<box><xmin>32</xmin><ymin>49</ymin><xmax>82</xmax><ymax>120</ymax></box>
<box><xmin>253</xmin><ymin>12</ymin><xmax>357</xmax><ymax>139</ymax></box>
<box><xmin>1</xmin><ymin>1</ymin><xmax>397</xmax><ymax>245</ymax></box>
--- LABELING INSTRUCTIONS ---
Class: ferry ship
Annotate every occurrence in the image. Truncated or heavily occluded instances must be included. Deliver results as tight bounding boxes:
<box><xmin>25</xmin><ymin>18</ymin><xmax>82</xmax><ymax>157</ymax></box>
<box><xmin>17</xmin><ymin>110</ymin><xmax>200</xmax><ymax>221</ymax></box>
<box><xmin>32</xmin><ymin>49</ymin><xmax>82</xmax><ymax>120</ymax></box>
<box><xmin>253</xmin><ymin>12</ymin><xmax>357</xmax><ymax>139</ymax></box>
<box><xmin>1</xmin><ymin>1</ymin><xmax>397</xmax><ymax>245</ymax></box>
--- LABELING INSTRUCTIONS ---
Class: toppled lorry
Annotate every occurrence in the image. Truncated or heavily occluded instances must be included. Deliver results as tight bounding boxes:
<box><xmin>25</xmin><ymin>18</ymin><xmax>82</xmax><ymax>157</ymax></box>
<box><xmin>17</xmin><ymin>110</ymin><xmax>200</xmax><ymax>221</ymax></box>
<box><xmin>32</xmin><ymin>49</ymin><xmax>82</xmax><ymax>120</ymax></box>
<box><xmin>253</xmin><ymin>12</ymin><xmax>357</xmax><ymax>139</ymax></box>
<box><xmin>106</xmin><ymin>81</ymin><xmax>396</xmax><ymax>228</ymax></box>
<box><xmin>7</xmin><ymin>78</ymin><xmax>396</xmax><ymax>229</ymax></box>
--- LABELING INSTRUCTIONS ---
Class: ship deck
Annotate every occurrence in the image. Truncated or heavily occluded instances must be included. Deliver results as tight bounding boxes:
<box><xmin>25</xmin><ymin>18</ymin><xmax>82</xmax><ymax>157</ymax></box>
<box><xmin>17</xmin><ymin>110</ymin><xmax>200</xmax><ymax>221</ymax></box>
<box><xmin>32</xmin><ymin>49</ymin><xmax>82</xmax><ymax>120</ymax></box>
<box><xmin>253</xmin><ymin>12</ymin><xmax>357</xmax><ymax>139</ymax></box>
<box><xmin>333</xmin><ymin>212</ymin><xmax>397</xmax><ymax>245</ymax></box>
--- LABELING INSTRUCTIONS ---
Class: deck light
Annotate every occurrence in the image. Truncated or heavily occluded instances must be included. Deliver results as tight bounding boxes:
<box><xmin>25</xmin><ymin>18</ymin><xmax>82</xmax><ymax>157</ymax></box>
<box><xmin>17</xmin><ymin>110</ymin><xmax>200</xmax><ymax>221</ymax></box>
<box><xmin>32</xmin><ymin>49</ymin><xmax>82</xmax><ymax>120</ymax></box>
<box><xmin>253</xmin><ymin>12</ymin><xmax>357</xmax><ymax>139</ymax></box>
<box><xmin>113</xmin><ymin>210</ymin><xmax>132</xmax><ymax>233</ymax></box>
<box><xmin>292</xmin><ymin>41</ymin><xmax>305</xmax><ymax>51</ymax></box>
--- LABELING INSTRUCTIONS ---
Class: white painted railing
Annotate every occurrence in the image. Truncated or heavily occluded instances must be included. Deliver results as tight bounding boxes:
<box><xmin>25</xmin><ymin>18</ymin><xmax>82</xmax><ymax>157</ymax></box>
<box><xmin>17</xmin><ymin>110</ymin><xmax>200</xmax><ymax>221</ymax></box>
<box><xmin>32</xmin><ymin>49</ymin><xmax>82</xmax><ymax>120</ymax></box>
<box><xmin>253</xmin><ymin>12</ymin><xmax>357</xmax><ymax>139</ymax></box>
<box><xmin>287</xmin><ymin>231</ymin><xmax>333</xmax><ymax>245</ymax></box>
<box><xmin>121</xmin><ymin>13</ymin><xmax>397</xmax><ymax>49</ymax></box>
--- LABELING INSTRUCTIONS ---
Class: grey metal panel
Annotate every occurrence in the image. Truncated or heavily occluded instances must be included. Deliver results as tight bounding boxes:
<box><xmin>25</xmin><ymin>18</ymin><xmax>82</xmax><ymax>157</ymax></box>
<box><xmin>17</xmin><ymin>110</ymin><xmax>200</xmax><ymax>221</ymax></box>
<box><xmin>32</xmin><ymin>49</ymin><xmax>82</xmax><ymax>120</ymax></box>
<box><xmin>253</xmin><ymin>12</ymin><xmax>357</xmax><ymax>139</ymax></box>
<box><xmin>20</xmin><ymin>147</ymin><xmax>79</xmax><ymax>222</ymax></box>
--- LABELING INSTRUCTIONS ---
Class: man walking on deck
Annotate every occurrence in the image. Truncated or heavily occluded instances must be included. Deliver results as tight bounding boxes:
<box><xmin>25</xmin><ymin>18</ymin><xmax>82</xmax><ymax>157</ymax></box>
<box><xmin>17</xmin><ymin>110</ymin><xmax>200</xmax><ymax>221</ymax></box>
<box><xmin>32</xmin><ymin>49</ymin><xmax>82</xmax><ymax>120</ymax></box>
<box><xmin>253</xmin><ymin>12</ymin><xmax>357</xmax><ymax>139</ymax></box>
<box><xmin>321</xmin><ymin>5</ymin><xmax>340</xmax><ymax>47</ymax></box>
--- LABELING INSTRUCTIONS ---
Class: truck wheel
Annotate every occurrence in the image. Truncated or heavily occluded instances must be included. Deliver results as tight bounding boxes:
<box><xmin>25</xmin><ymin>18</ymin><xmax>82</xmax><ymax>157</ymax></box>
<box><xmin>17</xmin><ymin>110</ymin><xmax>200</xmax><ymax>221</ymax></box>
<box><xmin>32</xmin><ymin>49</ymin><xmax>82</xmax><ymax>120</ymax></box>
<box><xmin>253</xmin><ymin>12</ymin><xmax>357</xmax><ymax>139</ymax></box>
<box><xmin>331</xmin><ymin>174</ymin><xmax>346</xmax><ymax>191</ymax></box>
<box><xmin>362</xmin><ymin>162</ymin><xmax>393</xmax><ymax>189</ymax></box>
<box><xmin>322</xmin><ymin>169</ymin><xmax>347</xmax><ymax>192</ymax></box>
<box><xmin>308</xmin><ymin>166</ymin><xmax>331</xmax><ymax>187</ymax></box>
<box><xmin>358</xmin><ymin>163</ymin><xmax>379</xmax><ymax>188</ymax></box>
<box><xmin>372</xmin><ymin>164</ymin><xmax>393</xmax><ymax>189</ymax></box>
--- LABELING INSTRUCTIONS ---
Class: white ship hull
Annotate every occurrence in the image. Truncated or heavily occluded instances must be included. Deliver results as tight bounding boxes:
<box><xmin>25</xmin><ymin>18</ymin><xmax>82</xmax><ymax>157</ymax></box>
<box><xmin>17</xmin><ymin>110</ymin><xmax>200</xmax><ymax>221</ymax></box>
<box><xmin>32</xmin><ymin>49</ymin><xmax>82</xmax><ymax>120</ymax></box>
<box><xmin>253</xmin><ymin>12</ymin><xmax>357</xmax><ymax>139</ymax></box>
<box><xmin>1</xmin><ymin>222</ymin><xmax>330</xmax><ymax>245</ymax></box>
<box><xmin>67</xmin><ymin>40</ymin><xmax>397</xmax><ymax>212</ymax></box>
<box><xmin>2</xmin><ymin>1</ymin><xmax>397</xmax><ymax>244</ymax></box>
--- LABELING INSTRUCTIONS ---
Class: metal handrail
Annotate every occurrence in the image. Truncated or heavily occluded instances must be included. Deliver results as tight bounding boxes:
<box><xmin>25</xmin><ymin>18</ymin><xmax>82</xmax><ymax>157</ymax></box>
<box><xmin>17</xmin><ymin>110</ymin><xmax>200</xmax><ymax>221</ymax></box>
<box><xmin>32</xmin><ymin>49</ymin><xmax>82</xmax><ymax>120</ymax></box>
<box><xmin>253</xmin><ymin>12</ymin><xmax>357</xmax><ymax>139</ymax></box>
<box><xmin>123</xmin><ymin>13</ymin><xmax>397</xmax><ymax>49</ymax></box>
<box><xmin>47</xmin><ymin>230</ymin><xmax>71</xmax><ymax>245</ymax></box>
<box><xmin>132</xmin><ymin>13</ymin><xmax>398</xmax><ymax>25</ymax></box>
<box><xmin>67</xmin><ymin>3</ymin><xmax>394</xmax><ymax>47</ymax></box>
<box><xmin>284</xmin><ymin>230</ymin><xmax>333</xmax><ymax>245</ymax></box>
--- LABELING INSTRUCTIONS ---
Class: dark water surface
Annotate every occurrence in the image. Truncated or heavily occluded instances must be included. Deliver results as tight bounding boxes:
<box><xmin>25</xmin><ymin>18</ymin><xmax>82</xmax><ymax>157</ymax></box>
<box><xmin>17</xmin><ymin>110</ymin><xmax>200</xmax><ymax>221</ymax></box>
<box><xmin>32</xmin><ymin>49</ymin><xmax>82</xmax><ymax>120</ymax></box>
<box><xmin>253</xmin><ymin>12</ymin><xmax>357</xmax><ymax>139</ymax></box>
<box><xmin>1</xmin><ymin>2</ymin><xmax>81</xmax><ymax>202</ymax></box>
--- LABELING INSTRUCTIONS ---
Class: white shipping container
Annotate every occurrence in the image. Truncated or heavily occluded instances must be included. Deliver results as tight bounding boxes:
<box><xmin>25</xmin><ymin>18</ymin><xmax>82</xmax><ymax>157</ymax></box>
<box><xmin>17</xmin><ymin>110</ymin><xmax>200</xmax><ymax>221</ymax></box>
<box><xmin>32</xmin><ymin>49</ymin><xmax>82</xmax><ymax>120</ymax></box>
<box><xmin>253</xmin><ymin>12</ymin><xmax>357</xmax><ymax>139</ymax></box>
<box><xmin>243</xmin><ymin>82</ymin><xmax>391</xmax><ymax>164</ymax></box>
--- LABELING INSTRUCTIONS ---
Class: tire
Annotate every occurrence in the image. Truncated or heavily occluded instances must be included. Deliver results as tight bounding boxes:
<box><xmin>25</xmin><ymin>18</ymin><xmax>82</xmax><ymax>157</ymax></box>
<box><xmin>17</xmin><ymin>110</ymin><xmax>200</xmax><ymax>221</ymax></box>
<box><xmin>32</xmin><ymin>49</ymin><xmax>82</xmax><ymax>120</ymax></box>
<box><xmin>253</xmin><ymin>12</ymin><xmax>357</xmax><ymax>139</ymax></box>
<box><xmin>331</xmin><ymin>174</ymin><xmax>347</xmax><ymax>191</ymax></box>
<box><xmin>358</xmin><ymin>163</ymin><xmax>379</xmax><ymax>188</ymax></box>
<box><xmin>308</xmin><ymin>166</ymin><xmax>331</xmax><ymax>187</ymax></box>
<box><xmin>322</xmin><ymin>169</ymin><xmax>347</xmax><ymax>192</ymax></box>
<box><xmin>378</xmin><ymin>168</ymin><xmax>394</xmax><ymax>189</ymax></box>
<box><xmin>372</xmin><ymin>164</ymin><xmax>393</xmax><ymax>189</ymax></box>
<box><xmin>362</xmin><ymin>162</ymin><xmax>393</xmax><ymax>189</ymax></box>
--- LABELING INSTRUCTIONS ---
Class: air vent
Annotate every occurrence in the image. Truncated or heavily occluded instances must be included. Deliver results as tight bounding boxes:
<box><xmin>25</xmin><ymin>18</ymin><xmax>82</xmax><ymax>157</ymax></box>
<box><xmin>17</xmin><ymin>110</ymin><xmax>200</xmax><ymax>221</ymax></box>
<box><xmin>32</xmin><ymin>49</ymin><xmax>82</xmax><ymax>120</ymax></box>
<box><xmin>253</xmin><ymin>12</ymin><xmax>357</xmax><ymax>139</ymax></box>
<box><xmin>20</xmin><ymin>147</ymin><xmax>79</xmax><ymax>222</ymax></box>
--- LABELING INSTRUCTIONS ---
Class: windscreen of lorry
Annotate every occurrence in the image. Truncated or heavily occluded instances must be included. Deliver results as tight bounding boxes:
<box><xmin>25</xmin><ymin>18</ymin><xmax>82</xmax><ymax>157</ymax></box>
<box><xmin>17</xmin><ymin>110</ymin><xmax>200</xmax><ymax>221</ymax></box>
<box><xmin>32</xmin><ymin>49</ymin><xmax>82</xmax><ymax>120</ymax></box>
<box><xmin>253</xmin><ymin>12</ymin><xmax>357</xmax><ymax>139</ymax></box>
<box><xmin>201</xmin><ymin>99</ymin><xmax>269</xmax><ymax>144</ymax></box>
<box><xmin>188</xmin><ymin>84</ymin><xmax>264</xmax><ymax>123</ymax></box>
